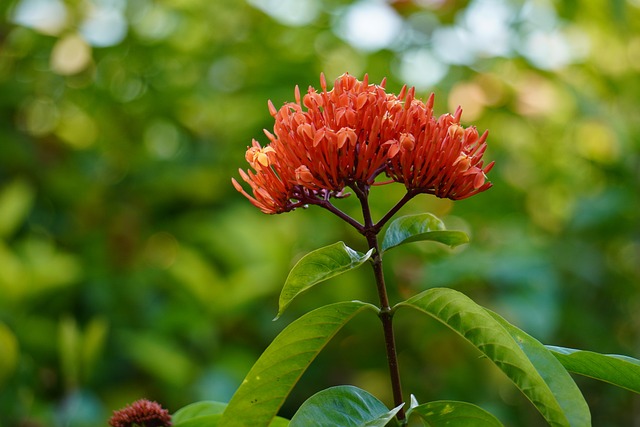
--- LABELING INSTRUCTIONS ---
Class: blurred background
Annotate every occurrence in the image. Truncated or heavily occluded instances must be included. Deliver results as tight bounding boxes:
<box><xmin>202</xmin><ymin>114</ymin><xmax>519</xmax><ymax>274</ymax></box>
<box><xmin>1</xmin><ymin>0</ymin><xmax>639</xmax><ymax>425</ymax></box>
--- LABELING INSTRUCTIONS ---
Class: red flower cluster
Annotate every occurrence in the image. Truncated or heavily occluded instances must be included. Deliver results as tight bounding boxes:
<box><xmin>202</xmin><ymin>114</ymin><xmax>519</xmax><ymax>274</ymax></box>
<box><xmin>233</xmin><ymin>73</ymin><xmax>493</xmax><ymax>214</ymax></box>
<box><xmin>384</xmin><ymin>92</ymin><xmax>493</xmax><ymax>200</ymax></box>
<box><xmin>108</xmin><ymin>399</ymin><xmax>172</xmax><ymax>427</ymax></box>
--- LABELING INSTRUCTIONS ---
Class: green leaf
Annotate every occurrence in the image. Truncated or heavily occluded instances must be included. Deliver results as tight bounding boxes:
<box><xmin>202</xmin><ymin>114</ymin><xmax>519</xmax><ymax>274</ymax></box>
<box><xmin>289</xmin><ymin>385</ymin><xmax>402</xmax><ymax>427</ymax></box>
<box><xmin>270</xmin><ymin>417</ymin><xmax>290</xmax><ymax>427</ymax></box>
<box><xmin>0</xmin><ymin>322</ymin><xmax>18</xmax><ymax>384</ymax></box>
<box><xmin>396</xmin><ymin>288</ymin><xmax>582</xmax><ymax>427</ymax></box>
<box><xmin>173</xmin><ymin>405</ymin><xmax>223</xmax><ymax>427</ymax></box>
<box><xmin>276</xmin><ymin>242</ymin><xmax>373</xmax><ymax>318</ymax></box>
<box><xmin>381</xmin><ymin>214</ymin><xmax>469</xmax><ymax>253</ymax></box>
<box><xmin>547</xmin><ymin>345</ymin><xmax>640</xmax><ymax>393</ymax></box>
<box><xmin>58</xmin><ymin>316</ymin><xmax>80</xmax><ymax>389</ymax></box>
<box><xmin>486</xmin><ymin>310</ymin><xmax>590</xmax><ymax>425</ymax></box>
<box><xmin>173</xmin><ymin>401</ymin><xmax>227</xmax><ymax>424</ymax></box>
<box><xmin>173</xmin><ymin>401</ymin><xmax>289</xmax><ymax>427</ymax></box>
<box><xmin>220</xmin><ymin>301</ymin><xmax>377</xmax><ymax>427</ymax></box>
<box><xmin>123</xmin><ymin>333</ymin><xmax>194</xmax><ymax>387</ymax></box>
<box><xmin>173</xmin><ymin>415</ymin><xmax>220</xmax><ymax>427</ymax></box>
<box><xmin>81</xmin><ymin>317</ymin><xmax>109</xmax><ymax>382</ymax></box>
<box><xmin>0</xmin><ymin>179</ymin><xmax>34</xmax><ymax>238</ymax></box>
<box><xmin>408</xmin><ymin>400</ymin><xmax>503</xmax><ymax>426</ymax></box>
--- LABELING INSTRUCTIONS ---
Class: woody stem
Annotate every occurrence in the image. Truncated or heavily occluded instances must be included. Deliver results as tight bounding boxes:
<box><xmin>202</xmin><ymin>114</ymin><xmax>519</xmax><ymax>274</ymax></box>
<box><xmin>351</xmin><ymin>183</ymin><xmax>406</xmax><ymax>423</ymax></box>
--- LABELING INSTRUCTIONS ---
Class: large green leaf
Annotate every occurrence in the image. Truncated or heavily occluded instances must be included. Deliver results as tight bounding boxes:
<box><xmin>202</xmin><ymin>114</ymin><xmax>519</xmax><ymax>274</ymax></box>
<box><xmin>486</xmin><ymin>310</ymin><xmax>590</xmax><ymax>425</ymax></box>
<box><xmin>173</xmin><ymin>401</ymin><xmax>288</xmax><ymax>427</ymax></box>
<box><xmin>276</xmin><ymin>242</ymin><xmax>373</xmax><ymax>318</ymax></box>
<box><xmin>220</xmin><ymin>301</ymin><xmax>377</xmax><ymax>427</ymax></box>
<box><xmin>289</xmin><ymin>385</ymin><xmax>402</xmax><ymax>427</ymax></box>
<box><xmin>397</xmin><ymin>288</ymin><xmax>583</xmax><ymax>427</ymax></box>
<box><xmin>381</xmin><ymin>214</ymin><xmax>469</xmax><ymax>253</ymax></box>
<box><xmin>547</xmin><ymin>346</ymin><xmax>640</xmax><ymax>393</ymax></box>
<box><xmin>408</xmin><ymin>397</ymin><xmax>503</xmax><ymax>427</ymax></box>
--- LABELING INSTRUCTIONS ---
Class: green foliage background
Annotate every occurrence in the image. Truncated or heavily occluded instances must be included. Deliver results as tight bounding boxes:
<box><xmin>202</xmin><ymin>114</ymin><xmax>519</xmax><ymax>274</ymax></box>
<box><xmin>0</xmin><ymin>0</ymin><xmax>639</xmax><ymax>425</ymax></box>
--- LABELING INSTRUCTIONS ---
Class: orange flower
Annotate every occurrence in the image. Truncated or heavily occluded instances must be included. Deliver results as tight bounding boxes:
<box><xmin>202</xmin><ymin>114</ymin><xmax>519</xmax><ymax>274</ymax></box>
<box><xmin>384</xmin><ymin>92</ymin><xmax>495</xmax><ymax>200</ymax></box>
<box><xmin>233</xmin><ymin>73</ymin><xmax>397</xmax><ymax>213</ymax></box>
<box><xmin>232</xmin><ymin>139</ymin><xmax>294</xmax><ymax>214</ymax></box>
<box><xmin>233</xmin><ymin>73</ymin><xmax>493</xmax><ymax>213</ymax></box>
<box><xmin>267</xmin><ymin>73</ymin><xmax>395</xmax><ymax>192</ymax></box>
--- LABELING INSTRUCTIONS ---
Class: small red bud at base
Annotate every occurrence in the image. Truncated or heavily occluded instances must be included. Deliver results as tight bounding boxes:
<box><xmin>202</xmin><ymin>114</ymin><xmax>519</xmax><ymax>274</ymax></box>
<box><xmin>108</xmin><ymin>399</ymin><xmax>172</xmax><ymax>427</ymax></box>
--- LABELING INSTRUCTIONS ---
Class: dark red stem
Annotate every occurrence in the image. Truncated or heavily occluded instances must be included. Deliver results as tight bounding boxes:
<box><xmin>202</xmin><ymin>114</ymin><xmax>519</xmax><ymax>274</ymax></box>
<box><xmin>351</xmin><ymin>183</ymin><xmax>406</xmax><ymax>423</ymax></box>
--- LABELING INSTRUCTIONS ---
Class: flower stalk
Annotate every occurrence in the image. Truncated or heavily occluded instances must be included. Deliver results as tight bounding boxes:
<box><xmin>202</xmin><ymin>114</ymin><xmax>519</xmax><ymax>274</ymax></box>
<box><xmin>352</xmin><ymin>182</ymin><xmax>410</xmax><ymax>422</ymax></box>
<box><xmin>366</xmin><ymin>225</ymin><xmax>406</xmax><ymax>422</ymax></box>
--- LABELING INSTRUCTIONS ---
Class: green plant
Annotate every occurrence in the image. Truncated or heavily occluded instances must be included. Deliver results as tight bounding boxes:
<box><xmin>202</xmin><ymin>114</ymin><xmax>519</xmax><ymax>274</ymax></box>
<box><xmin>139</xmin><ymin>74</ymin><xmax>639</xmax><ymax>426</ymax></box>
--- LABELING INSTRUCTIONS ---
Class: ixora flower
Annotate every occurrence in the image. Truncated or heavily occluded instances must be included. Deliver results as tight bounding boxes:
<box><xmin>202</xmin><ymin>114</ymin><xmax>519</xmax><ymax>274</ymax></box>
<box><xmin>108</xmin><ymin>399</ymin><xmax>172</xmax><ymax>427</ymax></box>
<box><xmin>232</xmin><ymin>73</ymin><xmax>494</xmax><ymax>214</ymax></box>
<box><xmin>384</xmin><ymin>94</ymin><xmax>494</xmax><ymax>200</ymax></box>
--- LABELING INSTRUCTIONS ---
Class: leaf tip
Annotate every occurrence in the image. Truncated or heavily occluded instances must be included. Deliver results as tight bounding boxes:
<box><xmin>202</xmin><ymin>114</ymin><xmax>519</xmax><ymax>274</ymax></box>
<box><xmin>410</xmin><ymin>394</ymin><xmax>419</xmax><ymax>409</ymax></box>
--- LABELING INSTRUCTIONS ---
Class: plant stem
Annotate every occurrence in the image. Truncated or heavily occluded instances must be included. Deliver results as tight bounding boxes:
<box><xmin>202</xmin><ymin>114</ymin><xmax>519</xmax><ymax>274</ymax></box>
<box><xmin>317</xmin><ymin>199</ymin><xmax>364</xmax><ymax>233</ymax></box>
<box><xmin>352</xmin><ymin>183</ymin><xmax>406</xmax><ymax>423</ymax></box>
<box><xmin>371</xmin><ymin>250</ymin><xmax>406</xmax><ymax>422</ymax></box>
<box><xmin>373</xmin><ymin>189</ymin><xmax>419</xmax><ymax>233</ymax></box>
